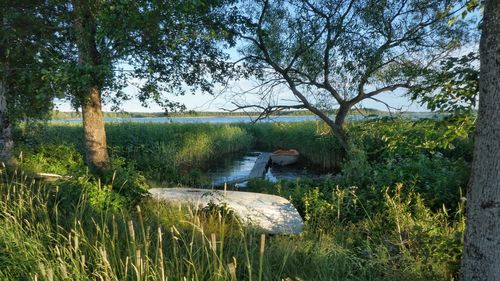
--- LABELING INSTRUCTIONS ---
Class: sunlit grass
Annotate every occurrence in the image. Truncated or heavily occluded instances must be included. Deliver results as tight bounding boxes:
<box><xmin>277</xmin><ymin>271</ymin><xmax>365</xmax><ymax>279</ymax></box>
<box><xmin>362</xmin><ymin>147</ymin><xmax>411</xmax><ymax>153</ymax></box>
<box><xmin>0</xmin><ymin>168</ymin><xmax>465</xmax><ymax>281</ymax></box>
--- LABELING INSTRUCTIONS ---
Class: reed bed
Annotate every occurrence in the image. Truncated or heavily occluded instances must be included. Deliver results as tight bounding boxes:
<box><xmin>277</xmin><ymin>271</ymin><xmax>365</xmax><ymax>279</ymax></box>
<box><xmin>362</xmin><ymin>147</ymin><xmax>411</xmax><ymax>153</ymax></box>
<box><xmin>15</xmin><ymin>119</ymin><xmax>472</xmax><ymax>187</ymax></box>
<box><xmin>16</xmin><ymin>122</ymin><xmax>253</xmax><ymax>184</ymax></box>
<box><xmin>241</xmin><ymin>122</ymin><xmax>344</xmax><ymax>170</ymax></box>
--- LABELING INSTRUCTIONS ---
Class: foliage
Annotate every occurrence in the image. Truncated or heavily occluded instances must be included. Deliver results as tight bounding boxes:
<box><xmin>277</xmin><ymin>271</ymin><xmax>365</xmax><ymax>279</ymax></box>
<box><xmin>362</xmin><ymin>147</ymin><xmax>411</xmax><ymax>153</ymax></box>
<box><xmin>233</xmin><ymin>0</ymin><xmax>475</xmax><ymax>148</ymax></box>
<box><xmin>348</xmin><ymin>118</ymin><xmax>475</xmax><ymax>161</ymax></box>
<box><xmin>243</xmin><ymin>117</ymin><xmax>474</xmax><ymax>171</ymax></box>
<box><xmin>44</xmin><ymin>0</ymin><xmax>235</xmax><ymax>111</ymax></box>
<box><xmin>0</xmin><ymin>117</ymin><xmax>475</xmax><ymax>280</ymax></box>
<box><xmin>17</xmin><ymin>146</ymin><xmax>147</xmax><ymax>210</ymax></box>
<box><xmin>15</xmin><ymin>122</ymin><xmax>253</xmax><ymax>186</ymax></box>
<box><xmin>17</xmin><ymin>143</ymin><xmax>85</xmax><ymax>175</ymax></box>
<box><xmin>410</xmin><ymin>52</ymin><xmax>479</xmax><ymax>114</ymax></box>
<box><xmin>0</xmin><ymin>0</ymin><xmax>61</xmax><ymax>123</ymax></box>
<box><xmin>14</xmin><ymin>119</ymin><xmax>472</xmax><ymax>206</ymax></box>
<box><xmin>408</xmin><ymin>52</ymin><xmax>478</xmax><ymax>161</ymax></box>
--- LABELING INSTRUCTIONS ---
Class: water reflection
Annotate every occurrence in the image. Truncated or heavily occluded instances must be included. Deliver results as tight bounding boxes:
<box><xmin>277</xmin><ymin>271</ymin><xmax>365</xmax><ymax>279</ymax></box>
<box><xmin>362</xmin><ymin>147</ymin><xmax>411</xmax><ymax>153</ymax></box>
<box><xmin>205</xmin><ymin>152</ymin><xmax>260</xmax><ymax>186</ymax></box>
<box><xmin>206</xmin><ymin>151</ymin><xmax>328</xmax><ymax>187</ymax></box>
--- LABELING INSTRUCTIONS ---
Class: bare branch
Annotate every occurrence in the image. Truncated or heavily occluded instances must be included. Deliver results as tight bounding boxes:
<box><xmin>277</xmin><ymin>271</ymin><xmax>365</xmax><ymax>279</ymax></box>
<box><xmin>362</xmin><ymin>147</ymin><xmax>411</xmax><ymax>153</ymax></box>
<box><xmin>364</xmin><ymin>83</ymin><xmax>410</xmax><ymax>98</ymax></box>
<box><xmin>227</xmin><ymin>102</ymin><xmax>306</xmax><ymax>123</ymax></box>
<box><xmin>368</xmin><ymin>96</ymin><xmax>403</xmax><ymax>116</ymax></box>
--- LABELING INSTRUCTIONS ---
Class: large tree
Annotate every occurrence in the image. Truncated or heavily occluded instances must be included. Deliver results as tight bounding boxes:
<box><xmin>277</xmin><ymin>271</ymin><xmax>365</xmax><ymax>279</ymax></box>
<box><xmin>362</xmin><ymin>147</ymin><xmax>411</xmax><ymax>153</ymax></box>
<box><xmin>0</xmin><ymin>0</ymin><xmax>62</xmax><ymax>166</ymax></box>
<box><xmin>51</xmin><ymin>0</ymin><xmax>234</xmax><ymax>173</ymax></box>
<box><xmin>461</xmin><ymin>0</ymin><xmax>500</xmax><ymax>279</ymax></box>
<box><xmin>234</xmin><ymin>0</ymin><xmax>474</xmax><ymax>150</ymax></box>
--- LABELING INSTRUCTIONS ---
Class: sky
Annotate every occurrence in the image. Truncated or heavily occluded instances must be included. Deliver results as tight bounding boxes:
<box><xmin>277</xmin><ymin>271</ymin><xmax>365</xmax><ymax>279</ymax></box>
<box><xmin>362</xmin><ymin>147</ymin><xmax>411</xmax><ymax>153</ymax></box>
<box><xmin>54</xmin><ymin>78</ymin><xmax>429</xmax><ymax>113</ymax></box>
<box><xmin>54</xmin><ymin>10</ymin><xmax>480</xmax><ymax>115</ymax></box>
<box><xmin>56</xmin><ymin>39</ymin><xmax>482</xmax><ymax>114</ymax></box>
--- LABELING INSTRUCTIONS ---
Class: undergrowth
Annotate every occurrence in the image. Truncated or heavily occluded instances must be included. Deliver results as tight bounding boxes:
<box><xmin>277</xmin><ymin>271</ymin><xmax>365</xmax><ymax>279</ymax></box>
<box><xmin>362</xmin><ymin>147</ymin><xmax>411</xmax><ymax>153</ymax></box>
<box><xmin>0</xmin><ymin>169</ymin><xmax>465</xmax><ymax>280</ymax></box>
<box><xmin>0</xmin><ymin>118</ymin><xmax>473</xmax><ymax>280</ymax></box>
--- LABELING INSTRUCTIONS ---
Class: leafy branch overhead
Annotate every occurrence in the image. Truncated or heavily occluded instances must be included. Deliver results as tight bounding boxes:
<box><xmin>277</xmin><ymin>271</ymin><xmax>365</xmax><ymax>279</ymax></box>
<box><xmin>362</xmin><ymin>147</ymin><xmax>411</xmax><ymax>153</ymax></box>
<box><xmin>17</xmin><ymin>0</ymin><xmax>240</xmax><ymax>172</ymax></box>
<box><xmin>410</xmin><ymin>52</ymin><xmax>478</xmax><ymax>114</ymax></box>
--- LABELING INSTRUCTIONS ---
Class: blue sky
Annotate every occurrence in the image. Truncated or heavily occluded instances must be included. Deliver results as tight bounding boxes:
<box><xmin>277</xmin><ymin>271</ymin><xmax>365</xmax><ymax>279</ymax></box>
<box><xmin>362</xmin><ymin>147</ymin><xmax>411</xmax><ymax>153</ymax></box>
<box><xmin>54</xmin><ymin>18</ymin><xmax>479</xmax><ymax>114</ymax></box>
<box><xmin>54</xmin><ymin>82</ymin><xmax>428</xmax><ymax>113</ymax></box>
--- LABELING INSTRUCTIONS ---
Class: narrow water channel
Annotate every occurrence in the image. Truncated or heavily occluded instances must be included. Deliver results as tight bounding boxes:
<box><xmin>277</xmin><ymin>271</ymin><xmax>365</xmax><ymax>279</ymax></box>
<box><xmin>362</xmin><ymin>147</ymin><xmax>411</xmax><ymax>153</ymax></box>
<box><xmin>206</xmin><ymin>151</ymin><xmax>328</xmax><ymax>187</ymax></box>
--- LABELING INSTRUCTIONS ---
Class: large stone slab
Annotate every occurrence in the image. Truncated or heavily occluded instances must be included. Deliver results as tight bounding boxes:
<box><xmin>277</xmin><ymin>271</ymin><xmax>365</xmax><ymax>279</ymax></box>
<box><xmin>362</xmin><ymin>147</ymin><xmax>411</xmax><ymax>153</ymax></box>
<box><xmin>149</xmin><ymin>188</ymin><xmax>304</xmax><ymax>234</ymax></box>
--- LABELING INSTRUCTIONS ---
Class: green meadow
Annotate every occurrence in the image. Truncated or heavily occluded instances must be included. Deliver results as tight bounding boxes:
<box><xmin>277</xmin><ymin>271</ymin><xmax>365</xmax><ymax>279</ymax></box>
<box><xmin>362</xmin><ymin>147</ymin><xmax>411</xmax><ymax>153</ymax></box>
<box><xmin>1</xmin><ymin>118</ymin><xmax>473</xmax><ymax>280</ymax></box>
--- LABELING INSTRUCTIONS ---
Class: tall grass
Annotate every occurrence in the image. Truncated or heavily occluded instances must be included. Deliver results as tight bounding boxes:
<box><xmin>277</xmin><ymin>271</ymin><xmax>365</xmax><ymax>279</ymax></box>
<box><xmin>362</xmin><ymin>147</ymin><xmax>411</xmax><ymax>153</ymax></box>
<box><xmin>14</xmin><ymin>119</ymin><xmax>471</xmax><ymax>210</ymax></box>
<box><xmin>242</xmin><ymin>122</ymin><xmax>344</xmax><ymax>170</ymax></box>
<box><xmin>0</xmin><ymin>170</ymin><xmax>465</xmax><ymax>280</ymax></box>
<box><xmin>3</xmin><ymin>118</ymin><xmax>473</xmax><ymax>280</ymax></box>
<box><xmin>18</xmin><ymin>118</ymin><xmax>472</xmax><ymax>176</ymax></box>
<box><xmin>15</xmin><ymin>122</ymin><xmax>253</xmax><ymax>185</ymax></box>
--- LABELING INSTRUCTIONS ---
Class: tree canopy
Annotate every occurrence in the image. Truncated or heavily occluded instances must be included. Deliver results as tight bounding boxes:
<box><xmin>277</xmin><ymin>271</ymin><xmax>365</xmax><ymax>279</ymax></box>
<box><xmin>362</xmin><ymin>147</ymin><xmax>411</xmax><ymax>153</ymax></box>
<box><xmin>0</xmin><ymin>0</ymin><xmax>67</xmax><ymax>165</ymax></box>
<box><xmin>1</xmin><ymin>0</ymin><xmax>238</xmax><ymax>172</ymax></box>
<box><xmin>0</xmin><ymin>0</ymin><xmax>62</xmax><ymax>122</ymax></box>
<box><xmin>50</xmin><ymin>0</ymin><xmax>236</xmax><ymax>112</ymax></box>
<box><xmin>233</xmin><ymin>0</ymin><xmax>476</xmax><ymax>149</ymax></box>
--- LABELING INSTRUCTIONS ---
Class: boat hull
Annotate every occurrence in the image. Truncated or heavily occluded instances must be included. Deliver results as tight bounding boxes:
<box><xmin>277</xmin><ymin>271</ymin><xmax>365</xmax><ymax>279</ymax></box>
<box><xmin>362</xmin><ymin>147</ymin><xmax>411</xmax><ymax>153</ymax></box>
<box><xmin>271</xmin><ymin>153</ymin><xmax>299</xmax><ymax>166</ymax></box>
<box><xmin>149</xmin><ymin>188</ymin><xmax>304</xmax><ymax>234</ymax></box>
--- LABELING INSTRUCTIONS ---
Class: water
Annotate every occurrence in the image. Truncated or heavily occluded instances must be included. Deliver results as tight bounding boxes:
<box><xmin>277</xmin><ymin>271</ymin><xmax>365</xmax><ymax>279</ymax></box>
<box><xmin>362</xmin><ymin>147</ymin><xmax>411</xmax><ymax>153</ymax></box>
<box><xmin>51</xmin><ymin>113</ymin><xmax>440</xmax><ymax>124</ymax></box>
<box><xmin>206</xmin><ymin>151</ymin><xmax>329</xmax><ymax>187</ymax></box>
<box><xmin>205</xmin><ymin>152</ymin><xmax>261</xmax><ymax>186</ymax></box>
<box><xmin>52</xmin><ymin>113</ymin><xmax>439</xmax><ymax>184</ymax></box>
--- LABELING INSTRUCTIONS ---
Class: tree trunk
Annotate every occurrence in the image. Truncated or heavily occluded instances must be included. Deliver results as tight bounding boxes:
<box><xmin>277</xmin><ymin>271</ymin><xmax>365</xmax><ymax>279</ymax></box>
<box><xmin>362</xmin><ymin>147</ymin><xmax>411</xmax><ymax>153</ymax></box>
<box><xmin>0</xmin><ymin>7</ymin><xmax>14</xmax><ymax>167</ymax></box>
<box><xmin>334</xmin><ymin>103</ymin><xmax>350</xmax><ymax>128</ymax></box>
<box><xmin>82</xmin><ymin>86</ymin><xmax>109</xmax><ymax>173</ymax></box>
<box><xmin>73</xmin><ymin>0</ymin><xmax>109</xmax><ymax>173</ymax></box>
<box><xmin>0</xmin><ymin>79</ymin><xmax>14</xmax><ymax>167</ymax></box>
<box><xmin>461</xmin><ymin>0</ymin><xmax>500</xmax><ymax>280</ymax></box>
<box><xmin>333</xmin><ymin>103</ymin><xmax>351</xmax><ymax>150</ymax></box>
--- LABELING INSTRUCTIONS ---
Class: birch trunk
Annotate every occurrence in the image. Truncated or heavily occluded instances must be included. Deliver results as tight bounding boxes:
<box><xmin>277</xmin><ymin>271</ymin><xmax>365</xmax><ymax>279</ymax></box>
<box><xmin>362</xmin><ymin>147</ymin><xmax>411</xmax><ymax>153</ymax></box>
<box><xmin>461</xmin><ymin>0</ymin><xmax>500</xmax><ymax>279</ymax></box>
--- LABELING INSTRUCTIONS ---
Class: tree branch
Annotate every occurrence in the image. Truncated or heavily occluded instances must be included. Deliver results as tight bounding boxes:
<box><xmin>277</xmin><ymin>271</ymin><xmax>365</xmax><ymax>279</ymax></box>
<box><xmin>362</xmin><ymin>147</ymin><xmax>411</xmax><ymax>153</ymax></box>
<box><xmin>227</xmin><ymin>102</ymin><xmax>306</xmax><ymax>123</ymax></box>
<box><xmin>364</xmin><ymin>82</ymin><xmax>410</xmax><ymax>98</ymax></box>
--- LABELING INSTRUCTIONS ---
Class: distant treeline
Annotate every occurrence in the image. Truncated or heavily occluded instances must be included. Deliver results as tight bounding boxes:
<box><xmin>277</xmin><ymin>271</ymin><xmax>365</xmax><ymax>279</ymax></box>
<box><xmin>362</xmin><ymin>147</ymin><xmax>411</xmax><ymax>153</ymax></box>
<box><xmin>51</xmin><ymin>108</ymin><xmax>388</xmax><ymax>120</ymax></box>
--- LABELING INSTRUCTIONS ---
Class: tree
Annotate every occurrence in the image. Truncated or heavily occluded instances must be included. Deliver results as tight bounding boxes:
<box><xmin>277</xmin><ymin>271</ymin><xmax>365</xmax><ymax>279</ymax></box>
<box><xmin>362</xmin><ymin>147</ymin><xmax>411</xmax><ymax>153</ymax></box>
<box><xmin>461</xmin><ymin>0</ymin><xmax>500</xmax><ymax>279</ymax></box>
<box><xmin>410</xmin><ymin>52</ymin><xmax>479</xmax><ymax>114</ymax></box>
<box><xmin>0</xmin><ymin>0</ymin><xmax>61</xmax><ymax>166</ymax></box>
<box><xmin>50</xmin><ymin>0</ymin><xmax>234</xmax><ymax>173</ymax></box>
<box><xmin>234</xmin><ymin>0</ymin><xmax>474</xmax><ymax>150</ymax></box>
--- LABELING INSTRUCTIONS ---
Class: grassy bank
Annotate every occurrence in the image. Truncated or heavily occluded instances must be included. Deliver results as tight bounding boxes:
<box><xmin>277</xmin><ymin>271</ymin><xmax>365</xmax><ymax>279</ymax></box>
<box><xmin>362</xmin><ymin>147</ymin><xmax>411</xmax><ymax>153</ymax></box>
<box><xmin>0</xmin><ymin>169</ymin><xmax>465</xmax><ymax>280</ymax></box>
<box><xmin>2</xmin><ymin>118</ymin><xmax>474</xmax><ymax>280</ymax></box>
<box><xmin>16</xmin><ymin>123</ymin><xmax>253</xmax><ymax>185</ymax></box>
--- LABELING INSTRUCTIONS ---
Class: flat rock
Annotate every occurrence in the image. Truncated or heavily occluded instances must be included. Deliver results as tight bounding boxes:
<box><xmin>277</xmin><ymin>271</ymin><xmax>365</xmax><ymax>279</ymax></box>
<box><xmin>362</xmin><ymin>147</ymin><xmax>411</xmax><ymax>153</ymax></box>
<box><xmin>149</xmin><ymin>188</ymin><xmax>304</xmax><ymax>234</ymax></box>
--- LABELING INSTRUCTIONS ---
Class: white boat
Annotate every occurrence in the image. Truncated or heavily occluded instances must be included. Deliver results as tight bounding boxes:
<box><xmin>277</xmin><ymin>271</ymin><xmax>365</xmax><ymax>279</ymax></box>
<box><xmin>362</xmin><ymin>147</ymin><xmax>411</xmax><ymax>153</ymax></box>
<box><xmin>271</xmin><ymin>149</ymin><xmax>299</xmax><ymax>166</ymax></box>
<box><xmin>149</xmin><ymin>188</ymin><xmax>304</xmax><ymax>234</ymax></box>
